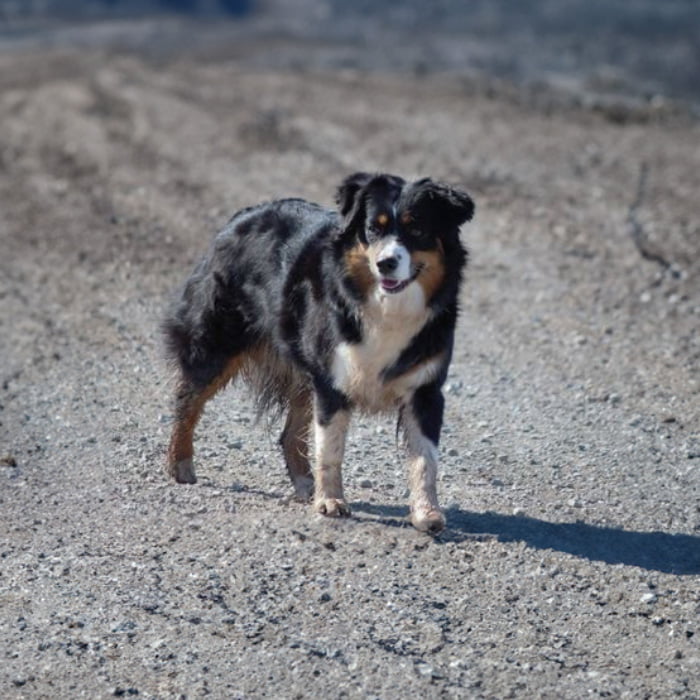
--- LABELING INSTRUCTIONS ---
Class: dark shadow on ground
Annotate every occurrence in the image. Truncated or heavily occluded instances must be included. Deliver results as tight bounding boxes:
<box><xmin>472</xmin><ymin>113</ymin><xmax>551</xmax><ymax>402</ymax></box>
<box><xmin>352</xmin><ymin>502</ymin><xmax>700</xmax><ymax>575</ymax></box>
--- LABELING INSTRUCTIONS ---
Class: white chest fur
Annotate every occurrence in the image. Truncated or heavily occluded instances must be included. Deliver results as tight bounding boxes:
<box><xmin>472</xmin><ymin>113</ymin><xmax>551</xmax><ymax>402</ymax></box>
<box><xmin>331</xmin><ymin>284</ymin><xmax>441</xmax><ymax>412</ymax></box>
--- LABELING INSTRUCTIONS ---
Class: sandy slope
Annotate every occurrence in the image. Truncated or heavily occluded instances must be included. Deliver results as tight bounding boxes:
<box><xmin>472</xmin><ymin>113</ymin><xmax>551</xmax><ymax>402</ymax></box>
<box><xmin>1</xmin><ymin>44</ymin><xmax>699</xmax><ymax>698</ymax></box>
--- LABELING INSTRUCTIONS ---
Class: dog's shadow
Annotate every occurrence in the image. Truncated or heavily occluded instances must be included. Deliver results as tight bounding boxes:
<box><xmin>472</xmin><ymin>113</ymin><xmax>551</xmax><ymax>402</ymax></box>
<box><xmin>353</xmin><ymin>502</ymin><xmax>700</xmax><ymax>575</ymax></box>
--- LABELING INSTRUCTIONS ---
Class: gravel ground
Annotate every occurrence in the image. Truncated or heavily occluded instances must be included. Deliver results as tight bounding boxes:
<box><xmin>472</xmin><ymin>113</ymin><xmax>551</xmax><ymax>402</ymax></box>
<box><xmin>1</xmin><ymin>30</ymin><xmax>699</xmax><ymax>699</ymax></box>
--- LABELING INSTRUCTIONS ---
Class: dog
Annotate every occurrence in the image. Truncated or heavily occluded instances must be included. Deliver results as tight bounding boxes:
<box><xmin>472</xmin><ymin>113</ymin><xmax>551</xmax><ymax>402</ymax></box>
<box><xmin>163</xmin><ymin>172</ymin><xmax>474</xmax><ymax>533</ymax></box>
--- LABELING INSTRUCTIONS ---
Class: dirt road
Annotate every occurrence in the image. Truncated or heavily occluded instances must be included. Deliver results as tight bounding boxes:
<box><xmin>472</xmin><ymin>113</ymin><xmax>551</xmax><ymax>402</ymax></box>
<box><xmin>1</xmin><ymin>34</ymin><xmax>699</xmax><ymax>698</ymax></box>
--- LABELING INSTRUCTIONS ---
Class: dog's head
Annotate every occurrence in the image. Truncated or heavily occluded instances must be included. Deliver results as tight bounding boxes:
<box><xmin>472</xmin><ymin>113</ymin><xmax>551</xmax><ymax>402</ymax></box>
<box><xmin>336</xmin><ymin>173</ymin><xmax>474</xmax><ymax>304</ymax></box>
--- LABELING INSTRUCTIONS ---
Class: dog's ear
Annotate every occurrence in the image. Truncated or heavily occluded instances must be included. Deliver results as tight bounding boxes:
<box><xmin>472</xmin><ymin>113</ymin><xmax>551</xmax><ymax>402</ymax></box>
<box><xmin>409</xmin><ymin>179</ymin><xmax>475</xmax><ymax>229</ymax></box>
<box><xmin>335</xmin><ymin>172</ymin><xmax>373</xmax><ymax>217</ymax></box>
<box><xmin>335</xmin><ymin>172</ymin><xmax>374</xmax><ymax>242</ymax></box>
<box><xmin>436</xmin><ymin>184</ymin><xmax>475</xmax><ymax>228</ymax></box>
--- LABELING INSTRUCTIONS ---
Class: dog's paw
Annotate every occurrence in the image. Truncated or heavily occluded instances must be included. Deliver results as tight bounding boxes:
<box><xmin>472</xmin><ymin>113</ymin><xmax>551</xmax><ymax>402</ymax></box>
<box><xmin>169</xmin><ymin>458</ymin><xmax>197</xmax><ymax>484</ymax></box>
<box><xmin>411</xmin><ymin>507</ymin><xmax>445</xmax><ymax>534</ymax></box>
<box><xmin>314</xmin><ymin>497</ymin><xmax>351</xmax><ymax>518</ymax></box>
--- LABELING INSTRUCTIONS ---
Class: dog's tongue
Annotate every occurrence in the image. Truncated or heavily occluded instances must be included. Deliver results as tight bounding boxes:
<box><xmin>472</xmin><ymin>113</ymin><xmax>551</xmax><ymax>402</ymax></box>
<box><xmin>381</xmin><ymin>278</ymin><xmax>401</xmax><ymax>290</ymax></box>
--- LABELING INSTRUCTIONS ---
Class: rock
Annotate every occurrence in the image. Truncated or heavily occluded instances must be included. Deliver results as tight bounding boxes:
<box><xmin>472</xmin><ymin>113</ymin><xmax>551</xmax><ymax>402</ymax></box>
<box><xmin>415</xmin><ymin>663</ymin><xmax>434</xmax><ymax>677</ymax></box>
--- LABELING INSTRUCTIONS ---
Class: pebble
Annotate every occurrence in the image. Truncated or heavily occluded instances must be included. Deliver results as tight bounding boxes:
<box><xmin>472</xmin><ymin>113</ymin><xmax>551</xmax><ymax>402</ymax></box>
<box><xmin>444</xmin><ymin>380</ymin><xmax>463</xmax><ymax>395</ymax></box>
<box><xmin>640</xmin><ymin>593</ymin><xmax>657</xmax><ymax>604</ymax></box>
<box><xmin>415</xmin><ymin>663</ymin><xmax>434</xmax><ymax>677</ymax></box>
<box><xmin>359</xmin><ymin>479</ymin><xmax>373</xmax><ymax>488</ymax></box>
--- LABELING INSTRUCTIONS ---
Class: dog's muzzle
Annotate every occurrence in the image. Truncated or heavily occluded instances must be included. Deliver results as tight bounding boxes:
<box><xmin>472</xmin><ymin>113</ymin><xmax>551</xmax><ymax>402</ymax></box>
<box><xmin>380</xmin><ymin>264</ymin><xmax>423</xmax><ymax>293</ymax></box>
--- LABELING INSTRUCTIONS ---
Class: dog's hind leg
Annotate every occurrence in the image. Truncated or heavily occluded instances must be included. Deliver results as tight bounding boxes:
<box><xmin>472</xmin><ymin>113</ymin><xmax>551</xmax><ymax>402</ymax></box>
<box><xmin>279</xmin><ymin>389</ymin><xmax>314</xmax><ymax>501</ymax></box>
<box><xmin>167</xmin><ymin>356</ymin><xmax>244</xmax><ymax>484</ymax></box>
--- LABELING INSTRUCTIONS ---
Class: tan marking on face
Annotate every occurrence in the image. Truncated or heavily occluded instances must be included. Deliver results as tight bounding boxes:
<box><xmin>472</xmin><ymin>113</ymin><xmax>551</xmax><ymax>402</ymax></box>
<box><xmin>376</xmin><ymin>213</ymin><xmax>390</xmax><ymax>227</ymax></box>
<box><xmin>412</xmin><ymin>242</ymin><xmax>445</xmax><ymax>302</ymax></box>
<box><xmin>365</xmin><ymin>240</ymin><xmax>381</xmax><ymax>270</ymax></box>
<box><xmin>400</xmin><ymin>211</ymin><xmax>413</xmax><ymax>226</ymax></box>
<box><xmin>344</xmin><ymin>243</ymin><xmax>376</xmax><ymax>296</ymax></box>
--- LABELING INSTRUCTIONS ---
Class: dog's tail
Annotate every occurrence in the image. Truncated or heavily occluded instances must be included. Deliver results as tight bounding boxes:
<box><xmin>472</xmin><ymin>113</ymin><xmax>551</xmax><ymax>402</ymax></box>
<box><xmin>162</xmin><ymin>258</ymin><xmax>234</xmax><ymax>389</ymax></box>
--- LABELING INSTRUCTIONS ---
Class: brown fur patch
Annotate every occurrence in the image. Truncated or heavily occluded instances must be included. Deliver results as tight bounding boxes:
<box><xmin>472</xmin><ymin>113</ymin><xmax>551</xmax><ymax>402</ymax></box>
<box><xmin>167</xmin><ymin>355</ymin><xmax>245</xmax><ymax>473</ymax></box>
<box><xmin>279</xmin><ymin>390</ymin><xmax>313</xmax><ymax>485</ymax></box>
<box><xmin>344</xmin><ymin>243</ymin><xmax>376</xmax><ymax>297</ymax></box>
<box><xmin>412</xmin><ymin>243</ymin><xmax>445</xmax><ymax>302</ymax></box>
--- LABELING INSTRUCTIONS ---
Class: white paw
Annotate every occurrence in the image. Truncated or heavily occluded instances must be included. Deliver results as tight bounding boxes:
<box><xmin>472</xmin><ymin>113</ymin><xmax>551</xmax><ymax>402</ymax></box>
<box><xmin>411</xmin><ymin>507</ymin><xmax>445</xmax><ymax>534</ymax></box>
<box><xmin>314</xmin><ymin>497</ymin><xmax>351</xmax><ymax>518</ymax></box>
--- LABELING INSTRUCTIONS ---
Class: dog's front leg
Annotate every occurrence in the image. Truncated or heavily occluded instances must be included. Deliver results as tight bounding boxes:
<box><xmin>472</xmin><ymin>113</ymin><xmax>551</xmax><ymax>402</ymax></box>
<box><xmin>403</xmin><ymin>383</ymin><xmax>446</xmax><ymax>533</ymax></box>
<box><xmin>312</xmin><ymin>386</ymin><xmax>351</xmax><ymax>518</ymax></box>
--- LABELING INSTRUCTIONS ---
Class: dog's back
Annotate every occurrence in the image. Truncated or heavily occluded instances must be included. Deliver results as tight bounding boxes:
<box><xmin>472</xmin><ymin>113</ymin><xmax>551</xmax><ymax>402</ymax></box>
<box><xmin>164</xmin><ymin>198</ymin><xmax>336</xmax><ymax>390</ymax></box>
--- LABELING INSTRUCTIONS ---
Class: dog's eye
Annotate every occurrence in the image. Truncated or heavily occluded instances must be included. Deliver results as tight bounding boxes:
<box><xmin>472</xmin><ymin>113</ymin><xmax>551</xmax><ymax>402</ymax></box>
<box><xmin>400</xmin><ymin>212</ymin><xmax>425</xmax><ymax>238</ymax></box>
<box><xmin>376</xmin><ymin>213</ymin><xmax>389</xmax><ymax>228</ymax></box>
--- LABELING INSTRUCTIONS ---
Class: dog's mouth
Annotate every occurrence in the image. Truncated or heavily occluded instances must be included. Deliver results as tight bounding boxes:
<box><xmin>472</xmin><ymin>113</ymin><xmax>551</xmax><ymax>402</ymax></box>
<box><xmin>379</xmin><ymin>265</ymin><xmax>423</xmax><ymax>294</ymax></box>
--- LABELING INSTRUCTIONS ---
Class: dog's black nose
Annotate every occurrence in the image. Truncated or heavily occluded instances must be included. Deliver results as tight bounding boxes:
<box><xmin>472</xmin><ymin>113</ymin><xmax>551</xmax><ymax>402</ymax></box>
<box><xmin>377</xmin><ymin>256</ymin><xmax>399</xmax><ymax>274</ymax></box>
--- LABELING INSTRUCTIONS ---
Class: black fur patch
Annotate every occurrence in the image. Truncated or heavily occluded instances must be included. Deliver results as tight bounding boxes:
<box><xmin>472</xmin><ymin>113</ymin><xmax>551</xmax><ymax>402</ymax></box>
<box><xmin>411</xmin><ymin>382</ymin><xmax>445</xmax><ymax>446</ymax></box>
